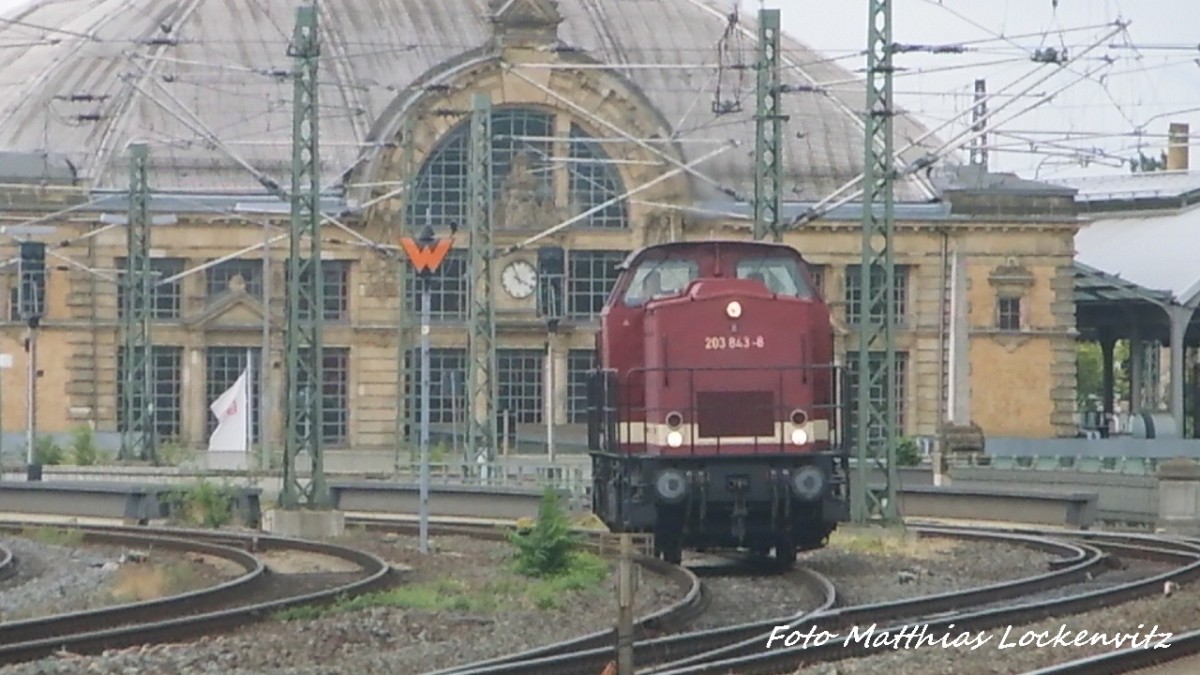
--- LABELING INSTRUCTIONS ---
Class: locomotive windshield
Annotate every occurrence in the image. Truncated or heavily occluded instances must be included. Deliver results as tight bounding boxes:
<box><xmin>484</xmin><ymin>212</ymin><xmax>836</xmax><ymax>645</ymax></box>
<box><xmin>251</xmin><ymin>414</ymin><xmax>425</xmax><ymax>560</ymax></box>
<box><xmin>736</xmin><ymin>257</ymin><xmax>814</xmax><ymax>298</ymax></box>
<box><xmin>623</xmin><ymin>259</ymin><xmax>699</xmax><ymax>307</ymax></box>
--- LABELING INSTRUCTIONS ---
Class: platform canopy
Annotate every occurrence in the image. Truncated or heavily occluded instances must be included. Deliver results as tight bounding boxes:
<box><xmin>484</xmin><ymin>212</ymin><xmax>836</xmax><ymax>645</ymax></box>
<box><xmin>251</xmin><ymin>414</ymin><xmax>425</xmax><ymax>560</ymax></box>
<box><xmin>1053</xmin><ymin>171</ymin><xmax>1200</xmax><ymax>342</ymax></box>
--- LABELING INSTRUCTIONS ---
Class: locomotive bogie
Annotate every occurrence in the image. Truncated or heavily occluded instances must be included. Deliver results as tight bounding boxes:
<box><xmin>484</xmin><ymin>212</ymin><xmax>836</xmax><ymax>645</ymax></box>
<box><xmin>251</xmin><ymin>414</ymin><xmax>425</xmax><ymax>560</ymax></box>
<box><xmin>591</xmin><ymin>451</ymin><xmax>849</xmax><ymax>564</ymax></box>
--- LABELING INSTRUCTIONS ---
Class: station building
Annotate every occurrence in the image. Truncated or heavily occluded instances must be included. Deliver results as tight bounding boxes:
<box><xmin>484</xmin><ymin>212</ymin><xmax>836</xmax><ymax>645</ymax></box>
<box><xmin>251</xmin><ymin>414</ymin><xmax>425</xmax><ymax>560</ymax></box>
<box><xmin>0</xmin><ymin>0</ymin><xmax>1082</xmax><ymax>462</ymax></box>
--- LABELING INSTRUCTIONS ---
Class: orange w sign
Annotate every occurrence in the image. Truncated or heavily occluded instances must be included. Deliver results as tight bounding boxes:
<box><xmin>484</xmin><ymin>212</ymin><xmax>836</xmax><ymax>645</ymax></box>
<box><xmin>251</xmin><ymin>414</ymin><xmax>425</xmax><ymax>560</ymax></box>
<box><xmin>399</xmin><ymin>236</ymin><xmax>453</xmax><ymax>273</ymax></box>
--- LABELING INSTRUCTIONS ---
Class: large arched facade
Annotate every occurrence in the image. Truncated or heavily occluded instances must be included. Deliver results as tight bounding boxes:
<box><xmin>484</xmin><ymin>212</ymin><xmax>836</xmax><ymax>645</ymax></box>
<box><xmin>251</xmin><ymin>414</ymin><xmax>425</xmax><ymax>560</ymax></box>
<box><xmin>0</xmin><ymin>0</ymin><xmax>1084</xmax><ymax>468</ymax></box>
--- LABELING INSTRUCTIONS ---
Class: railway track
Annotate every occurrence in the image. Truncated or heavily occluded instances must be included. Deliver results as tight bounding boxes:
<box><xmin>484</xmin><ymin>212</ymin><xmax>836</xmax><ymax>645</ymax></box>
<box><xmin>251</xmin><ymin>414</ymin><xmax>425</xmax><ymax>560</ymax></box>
<box><xmin>650</xmin><ymin>529</ymin><xmax>1200</xmax><ymax>675</ymax></box>
<box><xmin>412</xmin><ymin>525</ymin><xmax>1092</xmax><ymax>675</ymax></box>
<box><xmin>0</xmin><ymin>541</ymin><xmax>14</xmax><ymax>583</ymax></box>
<box><xmin>348</xmin><ymin>517</ymin><xmax>712</xmax><ymax>655</ymax></box>
<box><xmin>1026</xmin><ymin>627</ymin><xmax>1200</xmax><ymax>675</ymax></box>
<box><xmin>0</xmin><ymin>521</ymin><xmax>394</xmax><ymax>666</ymax></box>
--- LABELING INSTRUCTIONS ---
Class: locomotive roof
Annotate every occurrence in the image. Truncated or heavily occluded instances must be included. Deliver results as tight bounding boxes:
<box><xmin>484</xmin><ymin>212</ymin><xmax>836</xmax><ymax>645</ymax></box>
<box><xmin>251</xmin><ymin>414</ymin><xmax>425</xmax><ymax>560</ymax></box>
<box><xmin>616</xmin><ymin>240</ymin><xmax>803</xmax><ymax>270</ymax></box>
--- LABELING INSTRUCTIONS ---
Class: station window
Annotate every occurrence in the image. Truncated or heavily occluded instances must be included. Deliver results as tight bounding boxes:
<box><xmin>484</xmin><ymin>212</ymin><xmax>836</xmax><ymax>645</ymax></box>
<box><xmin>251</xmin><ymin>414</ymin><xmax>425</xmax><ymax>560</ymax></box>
<box><xmin>286</xmin><ymin>260</ymin><xmax>351</xmax><ymax>322</ymax></box>
<box><xmin>404</xmin><ymin>250</ymin><xmax>468</xmax><ymax>321</ymax></box>
<box><xmin>498</xmin><ymin>349</ymin><xmax>544</xmax><ymax>424</ymax></box>
<box><xmin>115</xmin><ymin>258</ymin><xmax>185</xmax><ymax>320</ymax></box>
<box><xmin>204</xmin><ymin>347</ymin><xmax>262</xmax><ymax>442</ymax></box>
<box><xmin>997</xmin><ymin>296</ymin><xmax>1021</xmax><ymax>331</ymax></box>
<box><xmin>844</xmin><ymin>264</ymin><xmax>909</xmax><ymax>325</ymax></box>
<box><xmin>807</xmin><ymin>264</ymin><xmax>826</xmax><ymax>297</ymax></box>
<box><xmin>116</xmin><ymin>346</ymin><xmax>184</xmax><ymax>441</ymax></box>
<box><xmin>568</xmin><ymin>124</ymin><xmax>628</xmax><ymax>229</ymax></box>
<box><xmin>403</xmin><ymin>347</ymin><xmax>468</xmax><ymax>426</ymax></box>
<box><xmin>844</xmin><ymin>351</ymin><xmax>908</xmax><ymax>445</ymax></box>
<box><xmin>567</xmin><ymin>350</ymin><xmax>596</xmax><ymax>423</ymax></box>
<box><xmin>567</xmin><ymin>250</ymin><xmax>627</xmax><ymax>318</ymax></box>
<box><xmin>408</xmin><ymin>108</ymin><xmax>628</xmax><ymax>230</ymax></box>
<box><xmin>319</xmin><ymin>348</ymin><xmax>350</xmax><ymax>445</ymax></box>
<box><xmin>206</xmin><ymin>259</ymin><xmax>263</xmax><ymax>300</ymax></box>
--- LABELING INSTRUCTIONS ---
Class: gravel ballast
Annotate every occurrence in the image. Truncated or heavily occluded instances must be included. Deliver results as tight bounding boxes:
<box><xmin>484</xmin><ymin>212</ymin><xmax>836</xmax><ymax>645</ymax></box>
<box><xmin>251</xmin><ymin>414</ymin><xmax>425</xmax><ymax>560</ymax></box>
<box><xmin>688</xmin><ymin>529</ymin><xmax>1054</xmax><ymax>630</ymax></box>
<box><xmin>0</xmin><ymin>526</ymin><xmax>1076</xmax><ymax>674</ymax></box>
<box><xmin>0</xmin><ymin>530</ymin><xmax>685</xmax><ymax>675</ymax></box>
<box><xmin>1</xmin><ymin>533</ymin><xmax>244</xmax><ymax>622</ymax></box>
<box><xmin>789</xmin><ymin>574</ymin><xmax>1199</xmax><ymax>674</ymax></box>
<box><xmin>808</xmin><ymin>527</ymin><xmax>1060</xmax><ymax>605</ymax></box>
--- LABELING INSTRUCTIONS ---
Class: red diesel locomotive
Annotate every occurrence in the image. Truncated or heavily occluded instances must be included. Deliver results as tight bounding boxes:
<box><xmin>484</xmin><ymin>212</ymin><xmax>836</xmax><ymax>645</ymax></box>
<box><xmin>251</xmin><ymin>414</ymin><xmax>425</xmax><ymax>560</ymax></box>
<box><xmin>587</xmin><ymin>240</ymin><xmax>849</xmax><ymax>565</ymax></box>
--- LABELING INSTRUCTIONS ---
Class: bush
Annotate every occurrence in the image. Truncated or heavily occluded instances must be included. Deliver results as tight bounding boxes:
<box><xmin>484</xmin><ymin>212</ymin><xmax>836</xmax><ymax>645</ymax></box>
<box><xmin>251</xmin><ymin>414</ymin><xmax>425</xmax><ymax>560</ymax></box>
<box><xmin>509</xmin><ymin>486</ymin><xmax>578</xmax><ymax>577</ymax></box>
<box><xmin>157</xmin><ymin>442</ymin><xmax>195</xmax><ymax>467</ymax></box>
<box><xmin>168</xmin><ymin>479</ymin><xmax>238</xmax><ymax>528</ymax></box>
<box><xmin>895</xmin><ymin>437</ymin><xmax>921</xmax><ymax>467</ymax></box>
<box><xmin>69</xmin><ymin>425</ymin><xmax>103</xmax><ymax>466</ymax></box>
<box><xmin>33</xmin><ymin>436</ymin><xmax>64</xmax><ymax>465</ymax></box>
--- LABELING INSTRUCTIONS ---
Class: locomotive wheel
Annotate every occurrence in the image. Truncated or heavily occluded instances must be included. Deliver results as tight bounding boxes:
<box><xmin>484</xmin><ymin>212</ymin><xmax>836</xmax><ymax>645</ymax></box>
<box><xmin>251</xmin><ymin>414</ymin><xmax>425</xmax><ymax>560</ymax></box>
<box><xmin>655</xmin><ymin>537</ymin><xmax>683</xmax><ymax>565</ymax></box>
<box><xmin>775</xmin><ymin>537</ymin><xmax>797</xmax><ymax>566</ymax></box>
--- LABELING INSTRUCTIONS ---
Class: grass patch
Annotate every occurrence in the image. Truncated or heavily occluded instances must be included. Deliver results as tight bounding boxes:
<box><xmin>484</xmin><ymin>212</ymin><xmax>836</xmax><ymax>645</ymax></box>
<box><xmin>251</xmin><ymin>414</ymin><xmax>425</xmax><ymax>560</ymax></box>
<box><xmin>20</xmin><ymin>525</ymin><xmax>84</xmax><ymax>547</ymax></box>
<box><xmin>166</xmin><ymin>479</ymin><xmax>239</xmax><ymax>528</ymax></box>
<box><xmin>106</xmin><ymin>561</ymin><xmax>202</xmax><ymax>603</ymax></box>
<box><xmin>274</xmin><ymin>551</ymin><xmax>609</xmax><ymax>622</ymax></box>
<box><xmin>828</xmin><ymin>525</ymin><xmax>956</xmax><ymax>559</ymax></box>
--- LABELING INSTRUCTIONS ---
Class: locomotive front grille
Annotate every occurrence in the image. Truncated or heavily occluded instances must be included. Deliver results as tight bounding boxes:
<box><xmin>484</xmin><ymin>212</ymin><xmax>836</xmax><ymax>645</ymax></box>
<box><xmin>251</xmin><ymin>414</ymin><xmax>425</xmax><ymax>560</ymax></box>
<box><xmin>696</xmin><ymin>390</ymin><xmax>774</xmax><ymax>438</ymax></box>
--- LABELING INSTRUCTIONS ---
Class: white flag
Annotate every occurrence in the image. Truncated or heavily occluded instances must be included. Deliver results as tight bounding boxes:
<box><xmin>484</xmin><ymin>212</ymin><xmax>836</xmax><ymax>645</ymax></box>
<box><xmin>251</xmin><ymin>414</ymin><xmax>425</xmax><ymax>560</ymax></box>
<box><xmin>208</xmin><ymin>368</ymin><xmax>249</xmax><ymax>453</ymax></box>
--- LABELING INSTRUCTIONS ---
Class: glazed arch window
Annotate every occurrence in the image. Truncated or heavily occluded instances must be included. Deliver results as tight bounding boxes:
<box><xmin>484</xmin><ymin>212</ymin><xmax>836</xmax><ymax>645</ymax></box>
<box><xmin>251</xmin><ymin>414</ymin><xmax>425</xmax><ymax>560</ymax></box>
<box><xmin>622</xmin><ymin>259</ymin><xmax>699</xmax><ymax>307</ymax></box>
<box><xmin>408</xmin><ymin>108</ymin><xmax>629</xmax><ymax>231</ymax></box>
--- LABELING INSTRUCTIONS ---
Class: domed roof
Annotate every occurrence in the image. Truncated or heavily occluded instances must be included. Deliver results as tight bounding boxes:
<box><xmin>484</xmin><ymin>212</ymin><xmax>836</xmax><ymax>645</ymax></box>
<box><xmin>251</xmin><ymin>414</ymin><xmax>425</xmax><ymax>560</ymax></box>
<box><xmin>0</xmin><ymin>0</ymin><xmax>939</xmax><ymax>202</ymax></box>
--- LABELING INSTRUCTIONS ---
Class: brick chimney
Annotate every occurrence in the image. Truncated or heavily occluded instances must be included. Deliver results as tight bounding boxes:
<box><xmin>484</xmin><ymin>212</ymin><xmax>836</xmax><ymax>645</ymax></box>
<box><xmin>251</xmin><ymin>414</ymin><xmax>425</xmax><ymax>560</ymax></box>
<box><xmin>1167</xmin><ymin>122</ymin><xmax>1190</xmax><ymax>170</ymax></box>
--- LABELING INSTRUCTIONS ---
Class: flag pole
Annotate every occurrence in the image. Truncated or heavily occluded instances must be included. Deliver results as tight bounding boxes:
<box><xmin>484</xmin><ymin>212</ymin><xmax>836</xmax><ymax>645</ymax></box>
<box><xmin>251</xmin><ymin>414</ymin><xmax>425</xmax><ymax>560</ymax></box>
<box><xmin>246</xmin><ymin>348</ymin><xmax>254</xmax><ymax>459</ymax></box>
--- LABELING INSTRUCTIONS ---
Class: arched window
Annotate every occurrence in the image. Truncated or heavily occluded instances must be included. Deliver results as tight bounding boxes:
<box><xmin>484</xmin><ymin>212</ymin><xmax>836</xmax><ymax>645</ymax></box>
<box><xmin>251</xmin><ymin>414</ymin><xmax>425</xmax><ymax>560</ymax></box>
<box><xmin>408</xmin><ymin>107</ymin><xmax>628</xmax><ymax>230</ymax></box>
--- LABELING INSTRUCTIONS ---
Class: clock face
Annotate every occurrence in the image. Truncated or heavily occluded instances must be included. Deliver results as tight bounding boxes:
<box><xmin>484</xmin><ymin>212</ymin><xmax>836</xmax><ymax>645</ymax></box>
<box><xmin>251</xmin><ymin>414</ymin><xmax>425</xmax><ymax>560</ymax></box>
<box><xmin>501</xmin><ymin>260</ymin><xmax>537</xmax><ymax>299</ymax></box>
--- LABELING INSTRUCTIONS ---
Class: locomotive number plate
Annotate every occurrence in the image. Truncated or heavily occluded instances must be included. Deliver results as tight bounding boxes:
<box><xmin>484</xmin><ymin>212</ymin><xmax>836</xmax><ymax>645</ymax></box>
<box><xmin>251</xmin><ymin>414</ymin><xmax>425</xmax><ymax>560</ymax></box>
<box><xmin>704</xmin><ymin>335</ymin><xmax>765</xmax><ymax>350</ymax></box>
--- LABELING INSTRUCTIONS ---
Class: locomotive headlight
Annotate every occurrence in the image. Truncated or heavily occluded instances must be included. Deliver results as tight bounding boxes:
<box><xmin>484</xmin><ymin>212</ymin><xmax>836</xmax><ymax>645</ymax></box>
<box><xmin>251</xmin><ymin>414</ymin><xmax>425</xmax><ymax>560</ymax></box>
<box><xmin>792</xmin><ymin>465</ymin><xmax>825</xmax><ymax>501</ymax></box>
<box><xmin>666</xmin><ymin>430</ymin><xmax>684</xmax><ymax>448</ymax></box>
<box><xmin>656</xmin><ymin>469</ymin><xmax>688</xmax><ymax>502</ymax></box>
<box><xmin>791</xmin><ymin>428</ymin><xmax>809</xmax><ymax>445</ymax></box>
<box><xmin>726</xmin><ymin>301</ymin><xmax>742</xmax><ymax>318</ymax></box>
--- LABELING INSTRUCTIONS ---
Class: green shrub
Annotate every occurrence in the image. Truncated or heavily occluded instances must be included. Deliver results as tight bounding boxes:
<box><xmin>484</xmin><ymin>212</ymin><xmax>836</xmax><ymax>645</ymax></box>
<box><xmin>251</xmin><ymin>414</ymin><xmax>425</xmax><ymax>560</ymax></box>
<box><xmin>509</xmin><ymin>486</ymin><xmax>578</xmax><ymax>578</ymax></box>
<box><xmin>69</xmin><ymin>425</ymin><xmax>103</xmax><ymax>466</ymax></box>
<box><xmin>156</xmin><ymin>442</ymin><xmax>195</xmax><ymax>467</ymax></box>
<box><xmin>168</xmin><ymin>479</ymin><xmax>237</xmax><ymax>528</ymax></box>
<box><xmin>895</xmin><ymin>437</ymin><xmax>921</xmax><ymax>467</ymax></box>
<box><xmin>33</xmin><ymin>436</ymin><xmax>64</xmax><ymax>465</ymax></box>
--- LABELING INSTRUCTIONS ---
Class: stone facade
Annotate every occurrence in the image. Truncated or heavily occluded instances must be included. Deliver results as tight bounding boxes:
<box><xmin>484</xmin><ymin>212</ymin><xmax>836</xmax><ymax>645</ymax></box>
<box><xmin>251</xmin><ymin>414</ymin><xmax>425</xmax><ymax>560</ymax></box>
<box><xmin>0</xmin><ymin>16</ymin><xmax>1082</xmax><ymax>453</ymax></box>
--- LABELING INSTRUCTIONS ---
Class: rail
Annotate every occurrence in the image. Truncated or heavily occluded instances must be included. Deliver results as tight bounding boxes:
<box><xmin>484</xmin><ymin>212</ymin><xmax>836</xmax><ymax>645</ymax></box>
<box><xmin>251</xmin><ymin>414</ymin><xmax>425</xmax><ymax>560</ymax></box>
<box><xmin>348</xmin><ymin>517</ymin><xmax>710</xmax><ymax>675</ymax></box>
<box><xmin>0</xmin><ymin>522</ymin><xmax>394</xmax><ymax>665</ymax></box>
<box><xmin>652</xmin><ymin>529</ymin><xmax>1200</xmax><ymax>675</ymax></box>
<box><xmin>439</xmin><ymin>526</ymin><xmax>1103</xmax><ymax>675</ymax></box>
<box><xmin>0</xmin><ymin>541</ymin><xmax>13</xmax><ymax>583</ymax></box>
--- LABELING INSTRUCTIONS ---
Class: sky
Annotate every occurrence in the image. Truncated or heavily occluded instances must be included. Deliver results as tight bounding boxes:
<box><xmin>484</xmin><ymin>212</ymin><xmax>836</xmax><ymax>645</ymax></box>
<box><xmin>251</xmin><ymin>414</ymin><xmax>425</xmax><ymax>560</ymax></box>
<box><xmin>0</xmin><ymin>0</ymin><xmax>1197</xmax><ymax>181</ymax></box>
<box><xmin>747</xmin><ymin>0</ymin><xmax>1200</xmax><ymax>179</ymax></box>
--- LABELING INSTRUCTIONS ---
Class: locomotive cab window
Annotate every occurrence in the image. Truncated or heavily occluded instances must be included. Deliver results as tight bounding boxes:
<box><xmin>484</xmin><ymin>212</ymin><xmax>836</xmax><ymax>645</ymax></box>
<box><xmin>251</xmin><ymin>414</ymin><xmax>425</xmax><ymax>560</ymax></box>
<box><xmin>736</xmin><ymin>258</ymin><xmax>812</xmax><ymax>298</ymax></box>
<box><xmin>623</xmin><ymin>259</ymin><xmax>698</xmax><ymax>307</ymax></box>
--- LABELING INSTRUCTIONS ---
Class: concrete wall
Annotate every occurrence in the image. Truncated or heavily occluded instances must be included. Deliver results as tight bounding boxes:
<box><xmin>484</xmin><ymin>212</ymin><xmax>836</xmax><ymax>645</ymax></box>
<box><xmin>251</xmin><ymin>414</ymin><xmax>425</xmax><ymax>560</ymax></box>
<box><xmin>949</xmin><ymin>466</ymin><xmax>1158</xmax><ymax>526</ymax></box>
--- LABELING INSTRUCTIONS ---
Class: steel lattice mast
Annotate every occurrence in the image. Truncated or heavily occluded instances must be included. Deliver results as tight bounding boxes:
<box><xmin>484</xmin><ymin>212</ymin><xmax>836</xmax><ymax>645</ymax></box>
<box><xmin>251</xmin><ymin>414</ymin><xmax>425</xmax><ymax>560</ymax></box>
<box><xmin>467</xmin><ymin>93</ymin><xmax>498</xmax><ymax>468</ymax></box>
<box><xmin>119</xmin><ymin>142</ymin><xmax>156</xmax><ymax>463</ymax></box>
<box><xmin>753</xmin><ymin>8</ymin><xmax>784</xmax><ymax>242</ymax></box>
<box><xmin>281</xmin><ymin>3</ymin><xmax>327</xmax><ymax>508</ymax></box>
<box><xmin>852</xmin><ymin>0</ymin><xmax>901</xmax><ymax>523</ymax></box>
